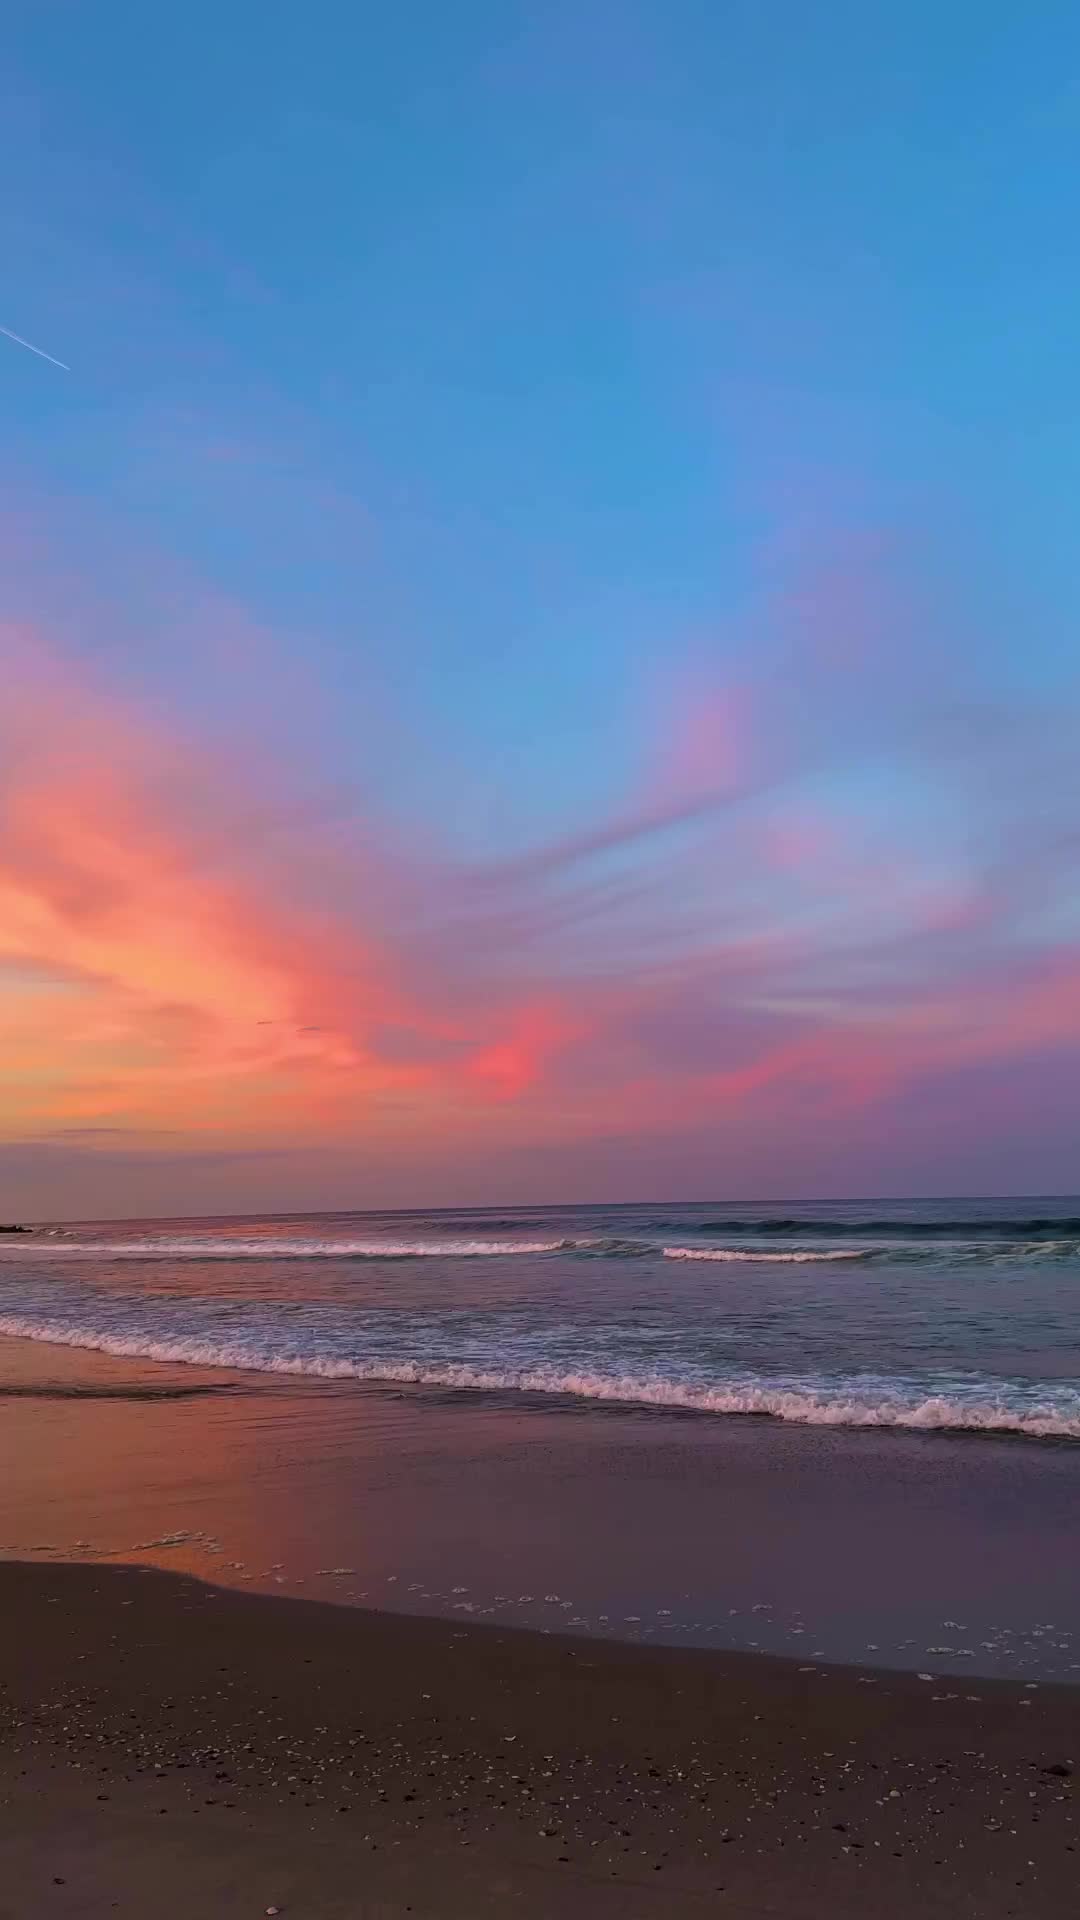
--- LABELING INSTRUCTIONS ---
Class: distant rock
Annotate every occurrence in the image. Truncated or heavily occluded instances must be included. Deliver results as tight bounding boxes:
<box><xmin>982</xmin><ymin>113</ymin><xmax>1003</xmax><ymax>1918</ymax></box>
<box><xmin>0</xmin><ymin>1224</ymin><xmax>31</xmax><ymax>1233</ymax></box>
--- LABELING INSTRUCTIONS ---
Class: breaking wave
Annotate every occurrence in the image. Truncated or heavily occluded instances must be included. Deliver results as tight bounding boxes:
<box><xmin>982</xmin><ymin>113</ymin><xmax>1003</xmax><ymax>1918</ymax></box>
<box><xmin>2</xmin><ymin>1236</ymin><xmax>573</xmax><ymax>1260</ymax></box>
<box><xmin>0</xmin><ymin>1308</ymin><xmax>1077</xmax><ymax>1440</ymax></box>
<box><xmin>662</xmin><ymin>1245</ymin><xmax>866</xmax><ymax>1264</ymax></box>
<box><xmin>11</xmin><ymin>1228</ymin><xmax>1080</xmax><ymax>1266</ymax></box>
<box><xmin>11</xmin><ymin>1235</ymin><xmax>1027</xmax><ymax>1267</ymax></box>
<box><xmin>0</xmin><ymin>1234</ymin><xmax>873</xmax><ymax>1264</ymax></box>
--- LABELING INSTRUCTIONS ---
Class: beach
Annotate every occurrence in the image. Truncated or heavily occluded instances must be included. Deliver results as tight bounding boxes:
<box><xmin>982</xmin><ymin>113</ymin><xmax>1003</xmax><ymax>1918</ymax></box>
<box><xmin>6</xmin><ymin>0</ymin><xmax>1080</xmax><ymax>1904</ymax></box>
<box><xmin>2</xmin><ymin>1202</ymin><xmax>1078</xmax><ymax>1913</ymax></box>
<box><xmin>2</xmin><ymin>1558</ymin><xmax>1077</xmax><ymax>1918</ymax></box>
<box><xmin>2</xmin><ymin>1202</ymin><xmax>1080</xmax><ymax>1681</ymax></box>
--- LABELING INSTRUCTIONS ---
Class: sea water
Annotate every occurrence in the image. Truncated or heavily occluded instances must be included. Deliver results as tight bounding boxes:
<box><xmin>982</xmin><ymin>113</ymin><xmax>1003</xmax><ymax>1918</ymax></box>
<box><xmin>2</xmin><ymin>1198</ymin><xmax>1079</xmax><ymax>1680</ymax></box>
<box><xmin>3</xmin><ymin>1197</ymin><xmax>1079</xmax><ymax>1437</ymax></box>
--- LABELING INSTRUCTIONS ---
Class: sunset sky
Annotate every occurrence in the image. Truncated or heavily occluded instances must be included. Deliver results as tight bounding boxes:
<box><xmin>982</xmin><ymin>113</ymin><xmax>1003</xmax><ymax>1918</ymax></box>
<box><xmin>3</xmin><ymin>1</ymin><xmax>1079</xmax><ymax>1217</ymax></box>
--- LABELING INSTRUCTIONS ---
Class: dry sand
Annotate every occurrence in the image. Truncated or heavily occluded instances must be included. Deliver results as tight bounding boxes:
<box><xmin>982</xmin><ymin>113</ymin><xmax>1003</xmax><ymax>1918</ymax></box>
<box><xmin>0</xmin><ymin>1559</ymin><xmax>1076</xmax><ymax>1917</ymax></box>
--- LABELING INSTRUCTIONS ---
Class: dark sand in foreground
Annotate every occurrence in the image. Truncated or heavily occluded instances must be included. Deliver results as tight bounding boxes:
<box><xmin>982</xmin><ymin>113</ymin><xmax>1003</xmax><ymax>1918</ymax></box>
<box><xmin>0</xmin><ymin>1560</ymin><xmax>1076</xmax><ymax>1918</ymax></box>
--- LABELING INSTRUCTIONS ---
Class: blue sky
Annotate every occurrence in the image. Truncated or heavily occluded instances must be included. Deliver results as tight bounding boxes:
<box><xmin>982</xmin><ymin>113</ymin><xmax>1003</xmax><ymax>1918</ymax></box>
<box><xmin>3</xmin><ymin>2</ymin><xmax>1080</xmax><ymax>1211</ymax></box>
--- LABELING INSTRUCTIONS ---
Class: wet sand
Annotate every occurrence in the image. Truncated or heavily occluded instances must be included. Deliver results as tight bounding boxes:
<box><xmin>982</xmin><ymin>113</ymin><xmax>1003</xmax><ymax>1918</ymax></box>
<box><xmin>5</xmin><ymin>1330</ymin><xmax>1080</xmax><ymax>1682</ymax></box>
<box><xmin>0</xmin><ymin>1559</ymin><xmax>1076</xmax><ymax>1917</ymax></box>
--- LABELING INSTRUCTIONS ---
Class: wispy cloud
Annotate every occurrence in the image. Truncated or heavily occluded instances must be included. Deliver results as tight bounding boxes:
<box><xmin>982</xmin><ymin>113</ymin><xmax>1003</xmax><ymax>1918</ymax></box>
<box><xmin>2</xmin><ymin>507</ymin><xmax>1079</xmax><ymax>1209</ymax></box>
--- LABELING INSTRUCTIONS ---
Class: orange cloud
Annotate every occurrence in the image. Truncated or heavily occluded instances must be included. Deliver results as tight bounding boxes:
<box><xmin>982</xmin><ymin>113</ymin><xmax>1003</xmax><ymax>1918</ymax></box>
<box><xmin>4</xmin><ymin>609</ymin><xmax>1080</xmax><ymax>1205</ymax></box>
<box><xmin>0</xmin><ymin>631</ymin><xmax>601</xmax><ymax>1151</ymax></box>
<box><xmin>1</xmin><ymin>634</ymin><xmax>417</xmax><ymax>1137</ymax></box>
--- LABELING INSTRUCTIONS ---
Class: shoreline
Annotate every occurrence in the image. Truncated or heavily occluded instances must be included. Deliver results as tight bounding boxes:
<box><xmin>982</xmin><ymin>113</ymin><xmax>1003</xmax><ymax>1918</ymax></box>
<box><xmin>1</xmin><ymin>1559</ymin><xmax>1076</xmax><ymax>1916</ymax></box>
<box><xmin>3</xmin><ymin>1319</ymin><xmax>1079</xmax><ymax>1445</ymax></box>
<box><xmin>4</xmin><ymin>1325</ymin><xmax>1080</xmax><ymax>1685</ymax></box>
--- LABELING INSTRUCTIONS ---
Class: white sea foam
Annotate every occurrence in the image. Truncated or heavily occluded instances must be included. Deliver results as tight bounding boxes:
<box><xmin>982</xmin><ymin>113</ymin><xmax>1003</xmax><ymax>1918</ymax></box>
<box><xmin>7</xmin><ymin>1234</ymin><xmax>1073</xmax><ymax>1267</ymax></box>
<box><xmin>0</xmin><ymin>1236</ymin><xmax>569</xmax><ymax>1259</ymax></box>
<box><xmin>6</xmin><ymin>1235</ymin><xmax>859</xmax><ymax>1264</ymax></box>
<box><xmin>1</xmin><ymin>1311</ymin><xmax>1076</xmax><ymax>1439</ymax></box>
<box><xmin>663</xmin><ymin>1245</ymin><xmax>866</xmax><ymax>1263</ymax></box>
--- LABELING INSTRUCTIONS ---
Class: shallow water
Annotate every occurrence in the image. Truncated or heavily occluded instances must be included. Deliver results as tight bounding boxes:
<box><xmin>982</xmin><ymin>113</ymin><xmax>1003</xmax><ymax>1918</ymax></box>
<box><xmin>3</xmin><ymin>1197</ymin><xmax>1079</xmax><ymax>1436</ymax></box>
<box><xmin>2</xmin><ymin>1200</ymin><xmax>1078</xmax><ymax>1682</ymax></box>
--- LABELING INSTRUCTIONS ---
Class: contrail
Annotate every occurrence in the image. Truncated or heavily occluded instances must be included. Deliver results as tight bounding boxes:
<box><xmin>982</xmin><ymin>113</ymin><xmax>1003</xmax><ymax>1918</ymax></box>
<box><xmin>0</xmin><ymin>323</ymin><xmax>70</xmax><ymax>372</ymax></box>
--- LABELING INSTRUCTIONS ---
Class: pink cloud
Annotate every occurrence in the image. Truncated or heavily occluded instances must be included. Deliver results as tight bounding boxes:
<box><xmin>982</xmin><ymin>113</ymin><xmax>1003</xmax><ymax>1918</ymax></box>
<box><xmin>3</xmin><ymin>580</ymin><xmax>1080</xmax><ymax>1207</ymax></box>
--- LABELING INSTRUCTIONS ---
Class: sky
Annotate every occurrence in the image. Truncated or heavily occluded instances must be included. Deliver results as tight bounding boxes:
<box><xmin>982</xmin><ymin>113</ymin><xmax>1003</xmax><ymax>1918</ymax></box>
<box><xmin>2</xmin><ymin>0</ymin><xmax>1080</xmax><ymax>1217</ymax></box>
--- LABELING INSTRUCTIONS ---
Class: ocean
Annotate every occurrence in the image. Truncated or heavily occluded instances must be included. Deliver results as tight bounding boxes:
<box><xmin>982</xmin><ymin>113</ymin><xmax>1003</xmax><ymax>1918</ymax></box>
<box><xmin>2</xmin><ymin>1197</ymin><xmax>1079</xmax><ymax>1682</ymax></box>
<box><xmin>3</xmin><ymin>1196</ymin><xmax>1079</xmax><ymax>1435</ymax></box>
